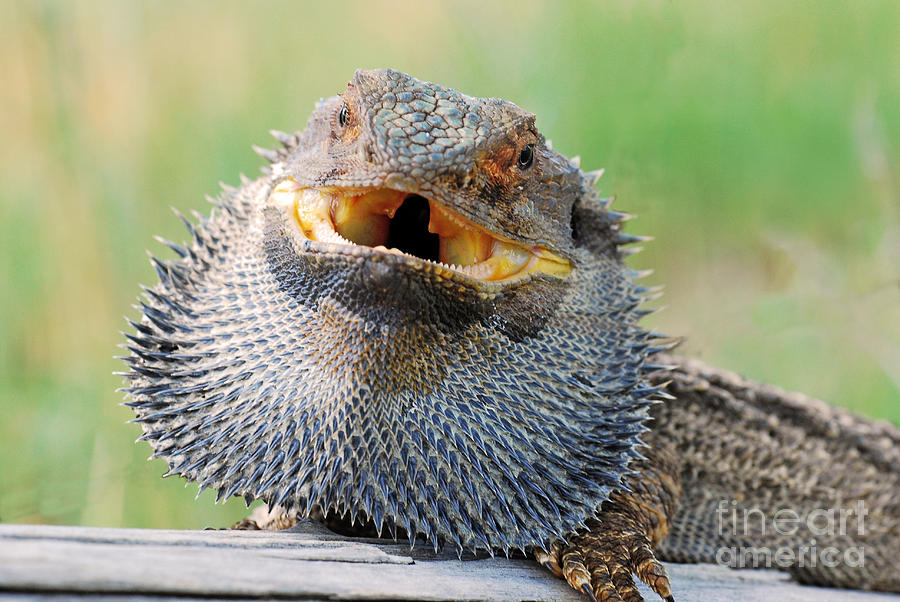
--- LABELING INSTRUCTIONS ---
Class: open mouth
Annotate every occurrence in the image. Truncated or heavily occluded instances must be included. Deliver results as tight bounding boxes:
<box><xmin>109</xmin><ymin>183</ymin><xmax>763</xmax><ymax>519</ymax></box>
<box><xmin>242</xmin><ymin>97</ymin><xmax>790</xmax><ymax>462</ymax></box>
<box><xmin>271</xmin><ymin>179</ymin><xmax>571</xmax><ymax>283</ymax></box>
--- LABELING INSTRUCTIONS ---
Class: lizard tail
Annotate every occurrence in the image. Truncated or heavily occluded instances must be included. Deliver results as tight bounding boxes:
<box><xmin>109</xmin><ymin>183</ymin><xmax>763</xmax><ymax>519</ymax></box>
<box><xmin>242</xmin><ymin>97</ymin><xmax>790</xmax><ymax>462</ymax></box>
<box><xmin>650</xmin><ymin>355</ymin><xmax>900</xmax><ymax>593</ymax></box>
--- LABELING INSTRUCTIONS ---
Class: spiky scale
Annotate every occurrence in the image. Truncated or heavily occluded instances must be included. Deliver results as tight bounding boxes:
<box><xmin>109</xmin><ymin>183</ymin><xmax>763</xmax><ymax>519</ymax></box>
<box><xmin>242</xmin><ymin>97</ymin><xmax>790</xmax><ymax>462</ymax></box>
<box><xmin>585</xmin><ymin>168</ymin><xmax>605</xmax><ymax>186</ymax></box>
<box><xmin>606</xmin><ymin>210</ymin><xmax>634</xmax><ymax>223</ymax></box>
<box><xmin>616</xmin><ymin>232</ymin><xmax>654</xmax><ymax>246</ymax></box>
<box><xmin>270</xmin><ymin>129</ymin><xmax>299</xmax><ymax>149</ymax></box>
<box><xmin>252</xmin><ymin>144</ymin><xmax>282</xmax><ymax>163</ymax></box>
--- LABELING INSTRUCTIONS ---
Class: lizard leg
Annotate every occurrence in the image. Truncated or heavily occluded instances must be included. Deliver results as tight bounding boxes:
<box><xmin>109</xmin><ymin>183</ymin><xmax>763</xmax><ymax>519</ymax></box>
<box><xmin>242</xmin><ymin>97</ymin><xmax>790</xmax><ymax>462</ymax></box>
<box><xmin>536</xmin><ymin>433</ymin><xmax>681</xmax><ymax>601</ymax></box>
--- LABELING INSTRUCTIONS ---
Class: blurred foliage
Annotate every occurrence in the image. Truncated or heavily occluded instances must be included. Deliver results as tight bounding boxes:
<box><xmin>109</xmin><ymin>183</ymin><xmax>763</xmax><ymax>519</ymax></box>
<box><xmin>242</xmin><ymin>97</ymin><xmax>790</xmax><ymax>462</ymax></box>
<box><xmin>0</xmin><ymin>1</ymin><xmax>897</xmax><ymax>529</ymax></box>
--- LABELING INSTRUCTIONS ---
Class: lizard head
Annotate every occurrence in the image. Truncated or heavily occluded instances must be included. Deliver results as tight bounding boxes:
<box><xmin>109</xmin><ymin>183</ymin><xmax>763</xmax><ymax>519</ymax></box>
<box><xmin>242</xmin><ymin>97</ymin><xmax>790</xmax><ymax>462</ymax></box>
<box><xmin>264</xmin><ymin>69</ymin><xmax>587</xmax><ymax>336</ymax></box>
<box><xmin>124</xmin><ymin>69</ymin><xmax>661</xmax><ymax>556</ymax></box>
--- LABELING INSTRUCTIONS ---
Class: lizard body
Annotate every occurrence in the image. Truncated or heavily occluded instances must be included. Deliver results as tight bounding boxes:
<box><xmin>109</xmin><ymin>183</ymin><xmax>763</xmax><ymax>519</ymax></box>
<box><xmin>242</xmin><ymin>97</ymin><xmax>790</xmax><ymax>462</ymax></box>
<box><xmin>122</xmin><ymin>69</ymin><xmax>900</xmax><ymax>600</ymax></box>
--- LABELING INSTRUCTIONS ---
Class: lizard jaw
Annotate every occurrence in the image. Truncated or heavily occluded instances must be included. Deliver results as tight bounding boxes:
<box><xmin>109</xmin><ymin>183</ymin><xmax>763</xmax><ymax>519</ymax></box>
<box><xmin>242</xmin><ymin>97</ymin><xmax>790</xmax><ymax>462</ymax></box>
<box><xmin>270</xmin><ymin>179</ymin><xmax>572</xmax><ymax>283</ymax></box>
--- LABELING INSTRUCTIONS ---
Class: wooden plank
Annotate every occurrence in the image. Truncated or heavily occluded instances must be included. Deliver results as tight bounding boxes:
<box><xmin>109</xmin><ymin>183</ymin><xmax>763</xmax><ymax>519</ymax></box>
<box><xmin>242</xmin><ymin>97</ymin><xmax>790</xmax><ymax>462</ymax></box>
<box><xmin>1</xmin><ymin>523</ymin><xmax>897</xmax><ymax>601</ymax></box>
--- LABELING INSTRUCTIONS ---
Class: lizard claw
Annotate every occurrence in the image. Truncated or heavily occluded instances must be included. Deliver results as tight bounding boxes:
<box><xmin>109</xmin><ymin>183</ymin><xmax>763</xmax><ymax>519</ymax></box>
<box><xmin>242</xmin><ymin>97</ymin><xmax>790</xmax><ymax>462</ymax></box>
<box><xmin>229</xmin><ymin>517</ymin><xmax>262</xmax><ymax>530</ymax></box>
<box><xmin>534</xmin><ymin>541</ymin><xmax>565</xmax><ymax>577</ymax></box>
<box><xmin>229</xmin><ymin>504</ymin><xmax>298</xmax><ymax>531</ymax></box>
<box><xmin>537</xmin><ymin>525</ymin><xmax>674</xmax><ymax>602</ymax></box>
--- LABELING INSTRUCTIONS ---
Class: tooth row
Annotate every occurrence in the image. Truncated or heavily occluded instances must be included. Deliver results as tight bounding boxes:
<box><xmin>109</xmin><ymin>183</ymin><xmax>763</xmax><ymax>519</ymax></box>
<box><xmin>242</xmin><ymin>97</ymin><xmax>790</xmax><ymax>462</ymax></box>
<box><xmin>273</xmin><ymin>182</ymin><xmax>570</xmax><ymax>282</ymax></box>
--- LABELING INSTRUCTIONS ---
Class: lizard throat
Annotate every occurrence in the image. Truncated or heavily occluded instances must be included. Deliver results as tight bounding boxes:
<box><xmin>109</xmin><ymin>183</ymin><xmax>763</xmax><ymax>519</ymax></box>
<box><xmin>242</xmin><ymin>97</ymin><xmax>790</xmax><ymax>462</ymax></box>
<box><xmin>270</xmin><ymin>179</ymin><xmax>572</xmax><ymax>283</ymax></box>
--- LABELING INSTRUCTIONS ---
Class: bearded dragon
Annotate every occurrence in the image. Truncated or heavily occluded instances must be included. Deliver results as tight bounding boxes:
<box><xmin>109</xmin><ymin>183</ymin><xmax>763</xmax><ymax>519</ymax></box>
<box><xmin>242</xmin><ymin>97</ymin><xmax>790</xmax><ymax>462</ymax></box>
<box><xmin>122</xmin><ymin>69</ymin><xmax>900</xmax><ymax>601</ymax></box>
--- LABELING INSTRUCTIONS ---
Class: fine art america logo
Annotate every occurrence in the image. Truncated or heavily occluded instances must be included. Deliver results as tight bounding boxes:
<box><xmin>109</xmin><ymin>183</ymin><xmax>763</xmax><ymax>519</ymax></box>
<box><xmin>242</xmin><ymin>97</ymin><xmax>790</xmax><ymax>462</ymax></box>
<box><xmin>715</xmin><ymin>500</ymin><xmax>867</xmax><ymax>569</ymax></box>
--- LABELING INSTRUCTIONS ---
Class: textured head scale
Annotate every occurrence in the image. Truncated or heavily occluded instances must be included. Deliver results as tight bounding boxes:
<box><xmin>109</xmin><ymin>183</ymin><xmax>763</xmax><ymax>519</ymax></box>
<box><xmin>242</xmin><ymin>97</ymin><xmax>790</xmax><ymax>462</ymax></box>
<box><xmin>122</xmin><ymin>69</ymin><xmax>662</xmax><ymax>554</ymax></box>
<box><xmin>287</xmin><ymin>69</ymin><xmax>581</xmax><ymax>253</ymax></box>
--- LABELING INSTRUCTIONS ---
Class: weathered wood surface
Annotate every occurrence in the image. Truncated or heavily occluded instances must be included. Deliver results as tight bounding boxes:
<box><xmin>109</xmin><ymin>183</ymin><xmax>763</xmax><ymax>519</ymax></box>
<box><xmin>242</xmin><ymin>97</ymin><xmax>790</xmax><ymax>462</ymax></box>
<box><xmin>1</xmin><ymin>522</ymin><xmax>897</xmax><ymax>601</ymax></box>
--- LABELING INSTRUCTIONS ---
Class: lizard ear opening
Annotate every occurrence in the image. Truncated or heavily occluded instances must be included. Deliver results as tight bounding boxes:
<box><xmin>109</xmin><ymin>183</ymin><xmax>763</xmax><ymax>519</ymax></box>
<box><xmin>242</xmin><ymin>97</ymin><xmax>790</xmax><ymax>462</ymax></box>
<box><xmin>570</xmin><ymin>194</ymin><xmax>617</xmax><ymax>254</ymax></box>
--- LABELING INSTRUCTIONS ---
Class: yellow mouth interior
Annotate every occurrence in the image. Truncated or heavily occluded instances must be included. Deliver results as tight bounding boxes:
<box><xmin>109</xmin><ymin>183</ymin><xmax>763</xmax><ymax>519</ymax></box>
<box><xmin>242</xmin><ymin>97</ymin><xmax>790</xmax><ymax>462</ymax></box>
<box><xmin>271</xmin><ymin>179</ymin><xmax>571</xmax><ymax>282</ymax></box>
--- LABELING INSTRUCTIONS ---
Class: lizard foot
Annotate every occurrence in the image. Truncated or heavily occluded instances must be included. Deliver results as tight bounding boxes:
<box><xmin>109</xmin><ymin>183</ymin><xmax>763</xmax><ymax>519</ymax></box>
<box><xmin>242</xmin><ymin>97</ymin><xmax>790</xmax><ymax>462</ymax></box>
<box><xmin>228</xmin><ymin>504</ymin><xmax>299</xmax><ymax>531</ymax></box>
<box><xmin>536</xmin><ymin>520</ymin><xmax>674</xmax><ymax>601</ymax></box>
<box><xmin>535</xmin><ymin>433</ymin><xmax>681</xmax><ymax>602</ymax></box>
<box><xmin>229</xmin><ymin>517</ymin><xmax>262</xmax><ymax>530</ymax></box>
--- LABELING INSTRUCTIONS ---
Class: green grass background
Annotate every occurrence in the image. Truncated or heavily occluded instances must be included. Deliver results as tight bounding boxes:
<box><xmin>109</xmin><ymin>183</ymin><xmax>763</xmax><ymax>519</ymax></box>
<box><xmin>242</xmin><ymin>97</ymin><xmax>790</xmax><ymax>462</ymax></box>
<box><xmin>1</xmin><ymin>1</ymin><xmax>897</xmax><ymax>529</ymax></box>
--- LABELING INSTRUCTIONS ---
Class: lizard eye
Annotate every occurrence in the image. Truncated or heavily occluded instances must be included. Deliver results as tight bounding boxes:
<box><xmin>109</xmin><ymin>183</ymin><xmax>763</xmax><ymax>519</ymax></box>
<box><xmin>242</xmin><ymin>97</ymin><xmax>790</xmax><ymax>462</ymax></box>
<box><xmin>338</xmin><ymin>103</ymin><xmax>349</xmax><ymax>128</ymax></box>
<box><xmin>517</xmin><ymin>144</ymin><xmax>534</xmax><ymax>170</ymax></box>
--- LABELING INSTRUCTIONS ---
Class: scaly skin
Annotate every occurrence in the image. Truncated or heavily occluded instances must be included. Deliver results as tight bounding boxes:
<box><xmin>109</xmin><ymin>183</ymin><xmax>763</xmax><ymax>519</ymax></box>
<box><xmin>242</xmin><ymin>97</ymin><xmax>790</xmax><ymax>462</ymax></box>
<box><xmin>122</xmin><ymin>69</ymin><xmax>900</xmax><ymax>600</ymax></box>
